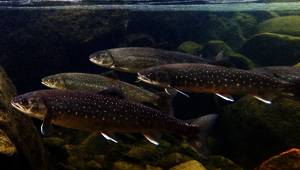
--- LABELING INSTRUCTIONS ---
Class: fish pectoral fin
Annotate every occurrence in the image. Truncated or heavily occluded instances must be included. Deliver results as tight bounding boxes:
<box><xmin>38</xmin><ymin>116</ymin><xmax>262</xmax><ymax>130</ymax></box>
<box><xmin>167</xmin><ymin>87</ymin><xmax>189</xmax><ymax>98</ymax></box>
<box><xmin>215</xmin><ymin>93</ymin><xmax>234</xmax><ymax>102</ymax></box>
<box><xmin>41</xmin><ymin>116</ymin><xmax>54</xmax><ymax>136</ymax></box>
<box><xmin>96</xmin><ymin>88</ymin><xmax>125</xmax><ymax>99</ymax></box>
<box><xmin>101</xmin><ymin>131</ymin><xmax>118</xmax><ymax>143</ymax></box>
<box><xmin>252</xmin><ymin>94</ymin><xmax>273</xmax><ymax>104</ymax></box>
<box><xmin>142</xmin><ymin>132</ymin><xmax>162</xmax><ymax>145</ymax></box>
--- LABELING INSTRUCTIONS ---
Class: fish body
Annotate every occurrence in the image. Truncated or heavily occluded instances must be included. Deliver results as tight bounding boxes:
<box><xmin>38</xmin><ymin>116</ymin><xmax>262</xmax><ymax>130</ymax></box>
<box><xmin>89</xmin><ymin>47</ymin><xmax>211</xmax><ymax>73</ymax></box>
<box><xmin>11</xmin><ymin>88</ymin><xmax>217</xmax><ymax>159</ymax></box>
<box><xmin>137</xmin><ymin>63</ymin><xmax>300</xmax><ymax>103</ymax></box>
<box><xmin>250</xmin><ymin>66</ymin><xmax>300</xmax><ymax>81</ymax></box>
<box><xmin>41</xmin><ymin>72</ymin><xmax>175</xmax><ymax>115</ymax></box>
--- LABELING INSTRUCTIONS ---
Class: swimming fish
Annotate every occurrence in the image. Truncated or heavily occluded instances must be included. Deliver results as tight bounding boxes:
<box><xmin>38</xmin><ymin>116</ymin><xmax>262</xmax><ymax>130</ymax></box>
<box><xmin>89</xmin><ymin>46</ymin><xmax>213</xmax><ymax>73</ymax></box>
<box><xmin>10</xmin><ymin>88</ymin><xmax>217</xmax><ymax>159</ymax></box>
<box><xmin>137</xmin><ymin>63</ymin><xmax>300</xmax><ymax>104</ymax></box>
<box><xmin>41</xmin><ymin>72</ymin><xmax>176</xmax><ymax>115</ymax></box>
<box><xmin>250</xmin><ymin>66</ymin><xmax>300</xmax><ymax>81</ymax></box>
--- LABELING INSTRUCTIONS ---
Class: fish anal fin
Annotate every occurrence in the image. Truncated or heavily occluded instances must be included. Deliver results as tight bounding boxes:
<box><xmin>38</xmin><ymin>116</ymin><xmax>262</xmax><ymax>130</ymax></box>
<box><xmin>215</xmin><ymin>93</ymin><xmax>234</xmax><ymax>102</ymax></box>
<box><xmin>41</xmin><ymin>116</ymin><xmax>53</xmax><ymax>136</ymax></box>
<box><xmin>96</xmin><ymin>88</ymin><xmax>125</xmax><ymax>99</ymax></box>
<box><xmin>142</xmin><ymin>132</ymin><xmax>161</xmax><ymax>145</ymax></box>
<box><xmin>252</xmin><ymin>93</ymin><xmax>273</xmax><ymax>104</ymax></box>
<box><xmin>101</xmin><ymin>131</ymin><xmax>118</xmax><ymax>143</ymax></box>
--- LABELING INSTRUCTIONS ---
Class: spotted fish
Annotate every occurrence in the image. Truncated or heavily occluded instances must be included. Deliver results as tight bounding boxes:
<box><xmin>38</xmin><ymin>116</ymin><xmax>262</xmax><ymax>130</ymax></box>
<box><xmin>41</xmin><ymin>72</ymin><xmax>176</xmax><ymax>115</ymax></box>
<box><xmin>250</xmin><ymin>66</ymin><xmax>300</xmax><ymax>81</ymax></box>
<box><xmin>137</xmin><ymin>63</ymin><xmax>300</xmax><ymax>104</ymax></box>
<box><xmin>89</xmin><ymin>46</ymin><xmax>215</xmax><ymax>73</ymax></box>
<box><xmin>10</xmin><ymin>88</ymin><xmax>217</xmax><ymax>159</ymax></box>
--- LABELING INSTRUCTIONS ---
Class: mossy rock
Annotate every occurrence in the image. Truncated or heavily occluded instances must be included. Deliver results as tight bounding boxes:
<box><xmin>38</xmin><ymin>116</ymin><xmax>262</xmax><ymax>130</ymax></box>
<box><xmin>202</xmin><ymin>40</ymin><xmax>235</xmax><ymax>59</ymax></box>
<box><xmin>43</xmin><ymin>137</ymin><xmax>67</xmax><ymax>150</ymax></box>
<box><xmin>169</xmin><ymin>160</ymin><xmax>206</xmax><ymax>170</ymax></box>
<box><xmin>230</xmin><ymin>12</ymin><xmax>258</xmax><ymax>39</ymax></box>
<box><xmin>86</xmin><ymin>160</ymin><xmax>103</xmax><ymax>170</ymax></box>
<box><xmin>201</xmin><ymin>17</ymin><xmax>228</xmax><ymax>42</ymax></box>
<box><xmin>204</xmin><ymin>156</ymin><xmax>243</xmax><ymax>170</ymax></box>
<box><xmin>257</xmin><ymin>16</ymin><xmax>300</xmax><ymax>37</ymax></box>
<box><xmin>146</xmin><ymin>165</ymin><xmax>164</xmax><ymax>170</ymax></box>
<box><xmin>154</xmin><ymin>152</ymin><xmax>194</xmax><ymax>169</ymax></box>
<box><xmin>224</xmin><ymin>24</ymin><xmax>246</xmax><ymax>52</ymax></box>
<box><xmin>112</xmin><ymin>161</ymin><xmax>144</xmax><ymax>170</ymax></box>
<box><xmin>254</xmin><ymin>148</ymin><xmax>300</xmax><ymax>170</ymax></box>
<box><xmin>176</xmin><ymin>41</ymin><xmax>203</xmax><ymax>56</ymax></box>
<box><xmin>215</xmin><ymin>95</ymin><xmax>300</xmax><ymax>169</ymax></box>
<box><xmin>240</xmin><ymin>33</ymin><xmax>300</xmax><ymax>67</ymax></box>
<box><xmin>228</xmin><ymin>53</ymin><xmax>256</xmax><ymax>70</ymax></box>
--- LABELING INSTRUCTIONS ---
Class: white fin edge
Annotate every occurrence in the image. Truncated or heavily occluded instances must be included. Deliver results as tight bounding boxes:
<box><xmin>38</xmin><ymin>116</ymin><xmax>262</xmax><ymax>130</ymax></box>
<box><xmin>101</xmin><ymin>132</ymin><xmax>118</xmax><ymax>143</ymax></box>
<box><xmin>167</xmin><ymin>88</ymin><xmax>189</xmax><ymax>98</ymax></box>
<box><xmin>144</xmin><ymin>135</ymin><xmax>159</xmax><ymax>146</ymax></box>
<box><xmin>252</xmin><ymin>95</ymin><xmax>272</xmax><ymax>104</ymax></box>
<box><xmin>215</xmin><ymin>93</ymin><xmax>234</xmax><ymax>102</ymax></box>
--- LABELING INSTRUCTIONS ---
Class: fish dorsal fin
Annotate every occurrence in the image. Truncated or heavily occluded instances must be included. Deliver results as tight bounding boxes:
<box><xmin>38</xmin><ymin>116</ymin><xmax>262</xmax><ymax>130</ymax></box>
<box><xmin>41</xmin><ymin>116</ymin><xmax>54</xmax><ymax>136</ymax></box>
<box><xmin>252</xmin><ymin>94</ymin><xmax>272</xmax><ymax>104</ymax></box>
<box><xmin>209</xmin><ymin>51</ymin><xmax>236</xmax><ymax>68</ymax></box>
<box><xmin>142</xmin><ymin>132</ymin><xmax>161</xmax><ymax>145</ymax></box>
<box><xmin>100</xmin><ymin>70</ymin><xmax>119</xmax><ymax>80</ymax></box>
<box><xmin>101</xmin><ymin>131</ymin><xmax>118</xmax><ymax>143</ymax></box>
<box><xmin>150</xmin><ymin>43</ymin><xmax>172</xmax><ymax>51</ymax></box>
<box><xmin>215</xmin><ymin>93</ymin><xmax>234</xmax><ymax>102</ymax></box>
<box><xmin>96</xmin><ymin>88</ymin><xmax>125</xmax><ymax>99</ymax></box>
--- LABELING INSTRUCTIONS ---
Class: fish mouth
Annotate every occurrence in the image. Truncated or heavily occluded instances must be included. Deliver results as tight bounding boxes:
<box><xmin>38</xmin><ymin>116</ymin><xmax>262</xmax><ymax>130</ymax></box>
<box><xmin>11</xmin><ymin>101</ymin><xmax>23</xmax><ymax>110</ymax></box>
<box><xmin>137</xmin><ymin>73</ymin><xmax>152</xmax><ymax>83</ymax></box>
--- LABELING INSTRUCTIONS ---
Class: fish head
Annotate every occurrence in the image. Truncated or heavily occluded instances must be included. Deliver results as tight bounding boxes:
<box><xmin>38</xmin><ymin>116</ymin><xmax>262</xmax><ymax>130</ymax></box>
<box><xmin>137</xmin><ymin>67</ymin><xmax>172</xmax><ymax>88</ymax></box>
<box><xmin>89</xmin><ymin>50</ymin><xmax>114</xmax><ymax>68</ymax></box>
<box><xmin>11</xmin><ymin>92</ymin><xmax>47</xmax><ymax>119</ymax></box>
<box><xmin>41</xmin><ymin>75</ymin><xmax>67</xmax><ymax>89</ymax></box>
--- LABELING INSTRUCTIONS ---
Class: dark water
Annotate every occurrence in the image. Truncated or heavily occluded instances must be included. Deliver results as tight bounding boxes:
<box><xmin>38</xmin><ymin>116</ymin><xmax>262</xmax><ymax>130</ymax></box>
<box><xmin>1</xmin><ymin>2</ymin><xmax>300</xmax><ymax>170</ymax></box>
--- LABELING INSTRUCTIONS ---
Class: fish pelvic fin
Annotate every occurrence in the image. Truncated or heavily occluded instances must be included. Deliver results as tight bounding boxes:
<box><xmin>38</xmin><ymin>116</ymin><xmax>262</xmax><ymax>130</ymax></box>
<box><xmin>41</xmin><ymin>116</ymin><xmax>54</xmax><ymax>136</ymax></box>
<box><xmin>101</xmin><ymin>131</ymin><xmax>118</xmax><ymax>143</ymax></box>
<box><xmin>155</xmin><ymin>90</ymin><xmax>177</xmax><ymax>116</ymax></box>
<box><xmin>143</xmin><ymin>132</ymin><xmax>162</xmax><ymax>145</ymax></box>
<box><xmin>184</xmin><ymin>114</ymin><xmax>218</xmax><ymax>159</ymax></box>
<box><xmin>166</xmin><ymin>87</ymin><xmax>189</xmax><ymax>98</ymax></box>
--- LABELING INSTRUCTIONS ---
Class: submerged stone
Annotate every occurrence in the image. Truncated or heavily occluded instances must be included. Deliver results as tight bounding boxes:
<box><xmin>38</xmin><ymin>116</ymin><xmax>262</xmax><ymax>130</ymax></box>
<box><xmin>176</xmin><ymin>41</ymin><xmax>203</xmax><ymax>56</ymax></box>
<box><xmin>154</xmin><ymin>152</ymin><xmax>193</xmax><ymax>169</ymax></box>
<box><xmin>118</xmin><ymin>34</ymin><xmax>155</xmax><ymax>47</ymax></box>
<box><xmin>169</xmin><ymin>160</ymin><xmax>206</xmax><ymax>170</ymax></box>
<box><xmin>112</xmin><ymin>161</ymin><xmax>144</xmax><ymax>170</ymax></box>
<box><xmin>255</xmin><ymin>148</ymin><xmax>300</xmax><ymax>170</ymax></box>
<box><xmin>257</xmin><ymin>16</ymin><xmax>300</xmax><ymax>37</ymax></box>
<box><xmin>240</xmin><ymin>33</ymin><xmax>300</xmax><ymax>67</ymax></box>
<box><xmin>204</xmin><ymin>156</ymin><xmax>243</xmax><ymax>170</ymax></box>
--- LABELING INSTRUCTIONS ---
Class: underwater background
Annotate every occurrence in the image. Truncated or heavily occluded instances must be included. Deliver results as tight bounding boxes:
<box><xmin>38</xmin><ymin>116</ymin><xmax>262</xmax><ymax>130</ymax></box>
<box><xmin>0</xmin><ymin>0</ymin><xmax>300</xmax><ymax>169</ymax></box>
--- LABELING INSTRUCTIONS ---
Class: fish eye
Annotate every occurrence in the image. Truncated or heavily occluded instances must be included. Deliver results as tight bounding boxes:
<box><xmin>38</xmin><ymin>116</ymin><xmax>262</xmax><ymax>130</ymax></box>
<box><xmin>148</xmin><ymin>72</ymin><xmax>154</xmax><ymax>78</ymax></box>
<box><xmin>21</xmin><ymin>99</ymin><xmax>28</xmax><ymax>106</ymax></box>
<box><xmin>47</xmin><ymin>78</ymin><xmax>53</xmax><ymax>83</ymax></box>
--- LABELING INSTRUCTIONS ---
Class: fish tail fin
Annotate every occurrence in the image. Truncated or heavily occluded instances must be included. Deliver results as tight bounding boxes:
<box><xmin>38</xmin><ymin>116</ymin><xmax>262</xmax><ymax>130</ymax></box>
<box><xmin>154</xmin><ymin>89</ymin><xmax>177</xmax><ymax>116</ymax></box>
<box><xmin>185</xmin><ymin>114</ymin><xmax>218</xmax><ymax>159</ymax></box>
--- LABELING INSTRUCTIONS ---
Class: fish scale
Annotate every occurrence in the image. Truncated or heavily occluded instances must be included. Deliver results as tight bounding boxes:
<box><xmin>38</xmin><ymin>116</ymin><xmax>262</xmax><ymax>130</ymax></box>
<box><xmin>137</xmin><ymin>63</ymin><xmax>299</xmax><ymax>103</ymax></box>
<box><xmin>11</xmin><ymin>88</ymin><xmax>218</xmax><ymax>159</ymax></box>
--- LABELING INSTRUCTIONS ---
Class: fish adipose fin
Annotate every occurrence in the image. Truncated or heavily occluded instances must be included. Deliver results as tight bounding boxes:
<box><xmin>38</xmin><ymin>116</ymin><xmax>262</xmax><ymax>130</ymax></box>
<box><xmin>97</xmin><ymin>88</ymin><xmax>125</xmax><ymax>99</ymax></box>
<box><xmin>41</xmin><ymin>116</ymin><xmax>54</xmax><ymax>136</ymax></box>
<box><xmin>101</xmin><ymin>131</ymin><xmax>118</xmax><ymax>143</ymax></box>
<box><xmin>142</xmin><ymin>132</ymin><xmax>162</xmax><ymax>145</ymax></box>
<box><xmin>184</xmin><ymin>114</ymin><xmax>218</xmax><ymax>159</ymax></box>
<box><xmin>215</xmin><ymin>93</ymin><xmax>234</xmax><ymax>102</ymax></box>
<box><xmin>155</xmin><ymin>90</ymin><xmax>177</xmax><ymax>116</ymax></box>
<box><xmin>252</xmin><ymin>93</ymin><xmax>272</xmax><ymax>104</ymax></box>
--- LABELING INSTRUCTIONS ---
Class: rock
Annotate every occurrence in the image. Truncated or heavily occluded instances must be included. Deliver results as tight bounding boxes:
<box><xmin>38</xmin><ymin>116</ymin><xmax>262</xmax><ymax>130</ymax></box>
<box><xmin>240</xmin><ymin>33</ymin><xmax>300</xmax><ymax>67</ymax></box>
<box><xmin>247</xmin><ymin>11</ymin><xmax>279</xmax><ymax>23</ymax></box>
<box><xmin>255</xmin><ymin>148</ymin><xmax>300</xmax><ymax>170</ymax></box>
<box><xmin>201</xmin><ymin>16</ymin><xmax>228</xmax><ymax>42</ymax></box>
<box><xmin>257</xmin><ymin>16</ymin><xmax>300</xmax><ymax>37</ymax></box>
<box><xmin>216</xmin><ymin>95</ymin><xmax>300</xmax><ymax>169</ymax></box>
<box><xmin>118</xmin><ymin>34</ymin><xmax>155</xmax><ymax>47</ymax></box>
<box><xmin>169</xmin><ymin>160</ymin><xmax>206</xmax><ymax>170</ymax></box>
<box><xmin>0</xmin><ymin>65</ymin><xmax>52</xmax><ymax>170</ymax></box>
<box><xmin>145</xmin><ymin>165</ymin><xmax>164</xmax><ymax>170</ymax></box>
<box><xmin>224</xmin><ymin>24</ymin><xmax>246</xmax><ymax>52</ymax></box>
<box><xmin>155</xmin><ymin>152</ymin><xmax>193</xmax><ymax>169</ymax></box>
<box><xmin>94</xmin><ymin>155</ymin><xmax>113</xmax><ymax>169</ymax></box>
<box><xmin>112</xmin><ymin>161</ymin><xmax>144</xmax><ymax>170</ymax></box>
<box><xmin>230</xmin><ymin>12</ymin><xmax>258</xmax><ymax>39</ymax></box>
<box><xmin>176</xmin><ymin>41</ymin><xmax>203</xmax><ymax>56</ymax></box>
<box><xmin>43</xmin><ymin>137</ymin><xmax>67</xmax><ymax>151</ymax></box>
<box><xmin>204</xmin><ymin>156</ymin><xmax>243</xmax><ymax>170</ymax></box>
<box><xmin>202</xmin><ymin>40</ymin><xmax>235</xmax><ymax>60</ymax></box>
<box><xmin>228</xmin><ymin>53</ymin><xmax>256</xmax><ymax>70</ymax></box>
<box><xmin>86</xmin><ymin>160</ymin><xmax>103</xmax><ymax>170</ymax></box>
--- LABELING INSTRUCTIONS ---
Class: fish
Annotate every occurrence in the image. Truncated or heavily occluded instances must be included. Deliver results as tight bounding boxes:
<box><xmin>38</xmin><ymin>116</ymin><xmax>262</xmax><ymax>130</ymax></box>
<box><xmin>137</xmin><ymin>63</ymin><xmax>300</xmax><ymax>104</ymax></box>
<box><xmin>10</xmin><ymin>88</ymin><xmax>218</xmax><ymax>159</ymax></box>
<box><xmin>89</xmin><ymin>45</ymin><xmax>219</xmax><ymax>73</ymax></box>
<box><xmin>41</xmin><ymin>72</ymin><xmax>176</xmax><ymax>115</ymax></box>
<box><xmin>250</xmin><ymin>66</ymin><xmax>300</xmax><ymax>81</ymax></box>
